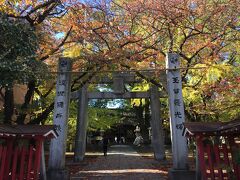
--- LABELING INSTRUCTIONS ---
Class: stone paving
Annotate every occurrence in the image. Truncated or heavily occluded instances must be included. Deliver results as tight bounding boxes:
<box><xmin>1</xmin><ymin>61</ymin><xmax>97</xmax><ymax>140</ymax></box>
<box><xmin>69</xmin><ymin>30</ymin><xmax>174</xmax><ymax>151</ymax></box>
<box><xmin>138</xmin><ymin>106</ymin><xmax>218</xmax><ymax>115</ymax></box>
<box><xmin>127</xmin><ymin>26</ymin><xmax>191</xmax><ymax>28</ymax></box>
<box><xmin>70</xmin><ymin>145</ymin><xmax>168</xmax><ymax>180</ymax></box>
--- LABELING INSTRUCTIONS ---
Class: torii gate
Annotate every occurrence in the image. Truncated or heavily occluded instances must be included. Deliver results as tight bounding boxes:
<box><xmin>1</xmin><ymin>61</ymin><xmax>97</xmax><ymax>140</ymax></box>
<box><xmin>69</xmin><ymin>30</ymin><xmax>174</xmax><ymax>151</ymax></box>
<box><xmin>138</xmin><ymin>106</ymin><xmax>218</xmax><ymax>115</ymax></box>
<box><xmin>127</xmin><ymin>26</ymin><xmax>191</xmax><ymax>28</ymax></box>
<box><xmin>71</xmin><ymin>72</ymin><xmax>166</xmax><ymax>162</ymax></box>
<box><xmin>47</xmin><ymin>53</ymin><xmax>190</xmax><ymax>180</ymax></box>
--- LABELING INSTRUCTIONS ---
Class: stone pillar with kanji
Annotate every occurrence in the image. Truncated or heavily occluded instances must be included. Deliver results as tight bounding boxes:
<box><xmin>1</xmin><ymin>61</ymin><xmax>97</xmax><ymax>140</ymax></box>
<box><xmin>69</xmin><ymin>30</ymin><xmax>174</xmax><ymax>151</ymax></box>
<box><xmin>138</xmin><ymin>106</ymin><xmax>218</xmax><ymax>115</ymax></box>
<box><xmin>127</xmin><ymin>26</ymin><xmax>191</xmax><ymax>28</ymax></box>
<box><xmin>47</xmin><ymin>58</ymin><xmax>72</xmax><ymax>180</ymax></box>
<box><xmin>166</xmin><ymin>53</ymin><xmax>188</xmax><ymax>169</ymax></box>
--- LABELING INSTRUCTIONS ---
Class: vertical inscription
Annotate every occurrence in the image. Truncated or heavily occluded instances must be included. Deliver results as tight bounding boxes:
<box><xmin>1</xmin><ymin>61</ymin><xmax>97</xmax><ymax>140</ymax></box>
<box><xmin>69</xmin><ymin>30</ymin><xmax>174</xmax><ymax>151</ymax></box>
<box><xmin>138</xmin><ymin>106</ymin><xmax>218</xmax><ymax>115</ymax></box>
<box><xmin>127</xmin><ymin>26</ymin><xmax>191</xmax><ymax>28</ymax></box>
<box><xmin>166</xmin><ymin>53</ymin><xmax>188</xmax><ymax>169</ymax></box>
<box><xmin>48</xmin><ymin>58</ymin><xmax>72</xmax><ymax>170</ymax></box>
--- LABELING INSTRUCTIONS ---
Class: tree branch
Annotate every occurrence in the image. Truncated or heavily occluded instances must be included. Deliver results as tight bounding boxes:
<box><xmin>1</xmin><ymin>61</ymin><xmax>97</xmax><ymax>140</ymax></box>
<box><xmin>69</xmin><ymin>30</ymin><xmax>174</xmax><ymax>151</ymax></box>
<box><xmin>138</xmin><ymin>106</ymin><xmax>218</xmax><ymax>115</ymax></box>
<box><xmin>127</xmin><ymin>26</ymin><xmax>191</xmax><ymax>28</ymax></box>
<box><xmin>0</xmin><ymin>87</ymin><xmax>4</xmax><ymax>102</ymax></box>
<box><xmin>120</xmin><ymin>64</ymin><xmax>165</xmax><ymax>91</ymax></box>
<box><xmin>92</xmin><ymin>28</ymin><xmax>111</xmax><ymax>50</ymax></box>
<box><xmin>7</xmin><ymin>0</ymin><xmax>61</xmax><ymax>26</ymax></box>
<box><xmin>28</xmin><ymin>0</ymin><xmax>60</xmax><ymax>15</ymax></box>
<box><xmin>40</xmin><ymin>26</ymin><xmax>73</xmax><ymax>61</ymax></box>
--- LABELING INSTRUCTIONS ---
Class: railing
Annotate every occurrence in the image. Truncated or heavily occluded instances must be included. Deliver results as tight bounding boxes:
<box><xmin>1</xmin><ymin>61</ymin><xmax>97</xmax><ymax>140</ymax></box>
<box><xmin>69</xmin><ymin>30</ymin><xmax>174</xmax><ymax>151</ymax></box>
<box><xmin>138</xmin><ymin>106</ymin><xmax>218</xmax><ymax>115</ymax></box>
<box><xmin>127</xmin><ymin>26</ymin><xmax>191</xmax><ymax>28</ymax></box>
<box><xmin>196</xmin><ymin>136</ymin><xmax>240</xmax><ymax>180</ymax></box>
<box><xmin>0</xmin><ymin>139</ymin><xmax>43</xmax><ymax>180</ymax></box>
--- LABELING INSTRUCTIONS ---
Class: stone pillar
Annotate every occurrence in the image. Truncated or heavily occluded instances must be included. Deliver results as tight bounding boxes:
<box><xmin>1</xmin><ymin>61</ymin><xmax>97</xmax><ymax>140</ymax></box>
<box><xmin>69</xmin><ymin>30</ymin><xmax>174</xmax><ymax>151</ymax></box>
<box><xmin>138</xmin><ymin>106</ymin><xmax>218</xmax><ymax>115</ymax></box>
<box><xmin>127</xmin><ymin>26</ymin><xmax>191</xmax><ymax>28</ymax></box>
<box><xmin>74</xmin><ymin>85</ymin><xmax>88</xmax><ymax>161</ymax></box>
<box><xmin>47</xmin><ymin>58</ymin><xmax>72</xmax><ymax>180</ymax></box>
<box><xmin>113</xmin><ymin>73</ymin><xmax>124</xmax><ymax>94</ymax></box>
<box><xmin>166</xmin><ymin>53</ymin><xmax>188</xmax><ymax>169</ymax></box>
<box><xmin>150</xmin><ymin>85</ymin><xmax>166</xmax><ymax>160</ymax></box>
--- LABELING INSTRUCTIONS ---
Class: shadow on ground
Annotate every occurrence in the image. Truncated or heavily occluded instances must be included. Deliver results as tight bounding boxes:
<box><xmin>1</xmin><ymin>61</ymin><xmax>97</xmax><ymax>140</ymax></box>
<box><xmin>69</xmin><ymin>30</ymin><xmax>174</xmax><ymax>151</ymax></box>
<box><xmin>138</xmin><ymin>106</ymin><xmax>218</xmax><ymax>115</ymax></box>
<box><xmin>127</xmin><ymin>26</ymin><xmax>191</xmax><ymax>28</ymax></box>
<box><xmin>67</xmin><ymin>145</ymin><xmax>171</xmax><ymax>180</ymax></box>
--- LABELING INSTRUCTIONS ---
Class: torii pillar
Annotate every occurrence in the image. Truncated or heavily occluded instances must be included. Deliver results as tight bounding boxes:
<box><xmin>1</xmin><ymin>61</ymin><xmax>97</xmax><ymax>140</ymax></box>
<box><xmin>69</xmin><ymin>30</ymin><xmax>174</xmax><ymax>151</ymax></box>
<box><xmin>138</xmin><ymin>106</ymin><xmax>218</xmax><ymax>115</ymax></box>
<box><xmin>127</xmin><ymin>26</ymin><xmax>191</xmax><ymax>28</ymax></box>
<box><xmin>74</xmin><ymin>85</ymin><xmax>88</xmax><ymax>161</ymax></box>
<box><xmin>150</xmin><ymin>85</ymin><xmax>166</xmax><ymax>160</ymax></box>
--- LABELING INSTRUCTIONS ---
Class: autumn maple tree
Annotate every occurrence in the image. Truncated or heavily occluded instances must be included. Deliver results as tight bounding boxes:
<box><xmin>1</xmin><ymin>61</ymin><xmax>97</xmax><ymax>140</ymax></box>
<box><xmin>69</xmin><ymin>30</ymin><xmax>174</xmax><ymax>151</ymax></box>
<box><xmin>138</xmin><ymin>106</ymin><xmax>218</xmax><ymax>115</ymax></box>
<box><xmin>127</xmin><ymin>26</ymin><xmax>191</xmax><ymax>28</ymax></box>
<box><xmin>61</xmin><ymin>0</ymin><xmax>240</xmax><ymax>122</ymax></box>
<box><xmin>0</xmin><ymin>0</ymin><xmax>239</xmax><ymax>125</ymax></box>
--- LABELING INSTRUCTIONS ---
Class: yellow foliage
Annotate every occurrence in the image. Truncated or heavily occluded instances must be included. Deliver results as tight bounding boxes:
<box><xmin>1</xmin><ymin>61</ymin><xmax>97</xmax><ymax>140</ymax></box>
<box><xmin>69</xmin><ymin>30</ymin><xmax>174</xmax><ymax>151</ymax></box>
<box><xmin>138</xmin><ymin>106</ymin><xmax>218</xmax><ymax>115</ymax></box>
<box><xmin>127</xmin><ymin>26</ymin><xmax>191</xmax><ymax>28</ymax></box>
<box><xmin>63</xmin><ymin>44</ymin><xmax>82</xmax><ymax>58</ymax></box>
<box><xmin>206</xmin><ymin>64</ymin><xmax>231</xmax><ymax>83</ymax></box>
<box><xmin>131</xmin><ymin>83</ymin><xmax>150</xmax><ymax>106</ymax></box>
<box><xmin>183</xmin><ymin>87</ymin><xmax>202</xmax><ymax>104</ymax></box>
<box><xmin>188</xmin><ymin>64</ymin><xmax>232</xmax><ymax>86</ymax></box>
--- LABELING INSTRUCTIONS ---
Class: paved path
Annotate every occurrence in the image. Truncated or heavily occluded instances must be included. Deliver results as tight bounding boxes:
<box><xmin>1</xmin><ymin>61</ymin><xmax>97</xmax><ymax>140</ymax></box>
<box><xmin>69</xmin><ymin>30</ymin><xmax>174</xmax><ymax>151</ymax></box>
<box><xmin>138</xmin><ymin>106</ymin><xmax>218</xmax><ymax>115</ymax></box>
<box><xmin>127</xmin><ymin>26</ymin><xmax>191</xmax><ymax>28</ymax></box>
<box><xmin>70</xmin><ymin>145</ymin><xmax>167</xmax><ymax>180</ymax></box>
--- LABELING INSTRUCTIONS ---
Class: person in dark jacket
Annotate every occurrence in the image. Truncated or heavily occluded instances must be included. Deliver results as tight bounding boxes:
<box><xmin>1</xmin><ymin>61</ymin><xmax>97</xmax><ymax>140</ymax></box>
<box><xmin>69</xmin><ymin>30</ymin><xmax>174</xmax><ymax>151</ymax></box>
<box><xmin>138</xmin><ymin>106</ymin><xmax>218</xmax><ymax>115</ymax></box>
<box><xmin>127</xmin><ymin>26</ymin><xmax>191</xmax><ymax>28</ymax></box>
<box><xmin>102</xmin><ymin>135</ymin><xmax>109</xmax><ymax>156</ymax></box>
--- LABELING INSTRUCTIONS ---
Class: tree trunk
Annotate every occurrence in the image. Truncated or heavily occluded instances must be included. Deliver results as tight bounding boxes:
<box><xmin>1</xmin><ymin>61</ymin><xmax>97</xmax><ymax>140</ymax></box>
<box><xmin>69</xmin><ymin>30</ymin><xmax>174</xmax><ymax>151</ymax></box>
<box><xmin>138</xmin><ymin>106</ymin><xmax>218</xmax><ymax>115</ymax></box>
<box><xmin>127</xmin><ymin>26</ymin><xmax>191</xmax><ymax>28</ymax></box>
<box><xmin>17</xmin><ymin>81</ymin><xmax>35</xmax><ymax>124</ymax></box>
<box><xmin>30</xmin><ymin>102</ymin><xmax>54</xmax><ymax>125</ymax></box>
<box><xmin>144</xmin><ymin>99</ymin><xmax>150</xmax><ymax>127</ymax></box>
<box><xmin>143</xmin><ymin>99</ymin><xmax>151</xmax><ymax>140</ymax></box>
<box><xmin>3</xmin><ymin>86</ymin><xmax>14</xmax><ymax>124</ymax></box>
<box><xmin>134</xmin><ymin>99</ymin><xmax>149</xmax><ymax>138</ymax></box>
<box><xmin>134</xmin><ymin>100</ymin><xmax>144</xmax><ymax>125</ymax></box>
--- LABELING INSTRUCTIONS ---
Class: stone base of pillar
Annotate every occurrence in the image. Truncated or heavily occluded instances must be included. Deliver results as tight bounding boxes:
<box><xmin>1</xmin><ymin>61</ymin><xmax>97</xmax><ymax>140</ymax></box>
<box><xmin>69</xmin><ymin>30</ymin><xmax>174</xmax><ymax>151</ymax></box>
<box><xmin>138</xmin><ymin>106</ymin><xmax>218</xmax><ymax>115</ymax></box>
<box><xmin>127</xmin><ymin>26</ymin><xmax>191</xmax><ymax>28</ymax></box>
<box><xmin>47</xmin><ymin>168</ymin><xmax>69</xmax><ymax>180</ymax></box>
<box><xmin>74</xmin><ymin>156</ymin><xmax>84</xmax><ymax>162</ymax></box>
<box><xmin>154</xmin><ymin>153</ymin><xmax>166</xmax><ymax>161</ymax></box>
<box><xmin>168</xmin><ymin>168</ymin><xmax>196</xmax><ymax>180</ymax></box>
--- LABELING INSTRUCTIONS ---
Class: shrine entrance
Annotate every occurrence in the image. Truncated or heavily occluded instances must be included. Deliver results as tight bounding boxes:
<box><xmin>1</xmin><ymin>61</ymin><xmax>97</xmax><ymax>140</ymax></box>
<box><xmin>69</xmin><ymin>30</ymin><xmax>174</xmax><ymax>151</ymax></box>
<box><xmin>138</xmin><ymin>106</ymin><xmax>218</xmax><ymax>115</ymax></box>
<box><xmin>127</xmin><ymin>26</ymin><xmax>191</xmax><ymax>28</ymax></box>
<box><xmin>47</xmin><ymin>53</ymin><xmax>191</xmax><ymax>179</ymax></box>
<box><xmin>70</xmin><ymin>72</ymin><xmax>166</xmax><ymax>162</ymax></box>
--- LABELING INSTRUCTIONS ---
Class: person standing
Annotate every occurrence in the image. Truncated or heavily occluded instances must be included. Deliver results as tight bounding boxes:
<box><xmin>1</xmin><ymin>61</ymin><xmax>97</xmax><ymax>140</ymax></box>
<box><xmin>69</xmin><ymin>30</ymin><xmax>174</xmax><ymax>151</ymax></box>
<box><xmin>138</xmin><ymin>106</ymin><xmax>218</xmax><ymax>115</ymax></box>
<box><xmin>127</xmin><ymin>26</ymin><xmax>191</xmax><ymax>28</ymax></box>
<box><xmin>102</xmin><ymin>135</ymin><xmax>109</xmax><ymax>156</ymax></box>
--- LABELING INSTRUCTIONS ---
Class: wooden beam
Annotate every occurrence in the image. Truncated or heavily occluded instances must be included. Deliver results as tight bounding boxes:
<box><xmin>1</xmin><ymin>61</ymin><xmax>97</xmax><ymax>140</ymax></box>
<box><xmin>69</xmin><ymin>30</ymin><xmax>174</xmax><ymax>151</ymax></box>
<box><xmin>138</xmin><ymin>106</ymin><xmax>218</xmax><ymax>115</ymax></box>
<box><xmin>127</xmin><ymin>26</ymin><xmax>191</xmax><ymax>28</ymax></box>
<box><xmin>88</xmin><ymin>72</ymin><xmax>167</xmax><ymax>84</ymax></box>
<box><xmin>89</xmin><ymin>75</ymin><xmax>142</xmax><ymax>84</ymax></box>
<box><xmin>88</xmin><ymin>92</ymin><xmax>150</xmax><ymax>99</ymax></box>
<box><xmin>71</xmin><ymin>91</ymin><xmax>166</xmax><ymax>99</ymax></box>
